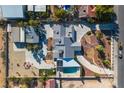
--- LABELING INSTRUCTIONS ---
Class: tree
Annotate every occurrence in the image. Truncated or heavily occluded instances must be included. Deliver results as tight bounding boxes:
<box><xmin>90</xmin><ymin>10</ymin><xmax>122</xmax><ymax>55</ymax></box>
<box><xmin>39</xmin><ymin>74</ymin><xmax>49</xmax><ymax>88</ymax></box>
<box><xmin>26</xmin><ymin>44</ymin><xmax>42</xmax><ymax>52</ymax></box>
<box><xmin>96</xmin><ymin>45</ymin><xmax>104</xmax><ymax>53</ymax></box>
<box><xmin>20</xmin><ymin>78</ymin><xmax>33</xmax><ymax>87</ymax></box>
<box><xmin>18</xmin><ymin>21</ymin><xmax>24</xmax><ymax>27</ymax></box>
<box><xmin>28</xmin><ymin>19</ymin><xmax>34</xmax><ymax>26</ymax></box>
<box><xmin>95</xmin><ymin>5</ymin><xmax>114</xmax><ymax>22</ymax></box>
<box><xmin>28</xmin><ymin>19</ymin><xmax>40</xmax><ymax>26</ymax></box>
<box><xmin>55</xmin><ymin>9</ymin><xmax>68</xmax><ymax>19</ymax></box>
<box><xmin>96</xmin><ymin>32</ymin><xmax>103</xmax><ymax>40</ymax></box>
<box><xmin>102</xmin><ymin>59</ymin><xmax>110</xmax><ymax>67</ymax></box>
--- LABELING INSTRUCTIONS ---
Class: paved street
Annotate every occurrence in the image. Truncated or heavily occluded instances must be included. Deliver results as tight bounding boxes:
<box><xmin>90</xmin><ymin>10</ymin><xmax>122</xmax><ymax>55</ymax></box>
<box><xmin>114</xmin><ymin>5</ymin><xmax>124</xmax><ymax>88</ymax></box>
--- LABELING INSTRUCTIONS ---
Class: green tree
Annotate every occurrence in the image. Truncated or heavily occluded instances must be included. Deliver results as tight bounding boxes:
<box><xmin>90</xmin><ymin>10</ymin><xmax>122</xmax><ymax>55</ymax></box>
<box><xmin>96</xmin><ymin>32</ymin><xmax>103</xmax><ymax>40</ymax></box>
<box><xmin>96</xmin><ymin>45</ymin><xmax>104</xmax><ymax>53</ymax></box>
<box><xmin>102</xmin><ymin>59</ymin><xmax>110</xmax><ymax>66</ymax></box>
<box><xmin>18</xmin><ymin>21</ymin><xmax>24</xmax><ymax>27</ymax></box>
<box><xmin>95</xmin><ymin>5</ymin><xmax>114</xmax><ymax>22</ymax></box>
<box><xmin>26</xmin><ymin>44</ymin><xmax>42</xmax><ymax>52</ymax></box>
<box><xmin>28</xmin><ymin>19</ymin><xmax>34</xmax><ymax>26</ymax></box>
<box><xmin>55</xmin><ymin>9</ymin><xmax>68</xmax><ymax>19</ymax></box>
<box><xmin>39</xmin><ymin>74</ymin><xmax>49</xmax><ymax>88</ymax></box>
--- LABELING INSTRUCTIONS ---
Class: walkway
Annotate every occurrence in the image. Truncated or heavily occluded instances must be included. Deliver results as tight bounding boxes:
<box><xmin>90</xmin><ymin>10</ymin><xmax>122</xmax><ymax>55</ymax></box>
<box><xmin>77</xmin><ymin>56</ymin><xmax>113</xmax><ymax>74</ymax></box>
<box><xmin>44</xmin><ymin>24</ymin><xmax>53</xmax><ymax>39</ymax></box>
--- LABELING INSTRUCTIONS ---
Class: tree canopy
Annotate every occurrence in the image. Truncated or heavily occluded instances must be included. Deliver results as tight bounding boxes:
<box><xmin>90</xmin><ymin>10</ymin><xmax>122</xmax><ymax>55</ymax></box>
<box><xmin>95</xmin><ymin>5</ymin><xmax>114</xmax><ymax>22</ymax></box>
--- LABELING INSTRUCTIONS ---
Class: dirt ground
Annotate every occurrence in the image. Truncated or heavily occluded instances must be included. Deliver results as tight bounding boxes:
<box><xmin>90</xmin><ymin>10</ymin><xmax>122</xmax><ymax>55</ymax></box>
<box><xmin>0</xmin><ymin>28</ymin><xmax>5</xmax><ymax>87</ymax></box>
<box><xmin>62</xmin><ymin>78</ymin><xmax>113</xmax><ymax>88</ymax></box>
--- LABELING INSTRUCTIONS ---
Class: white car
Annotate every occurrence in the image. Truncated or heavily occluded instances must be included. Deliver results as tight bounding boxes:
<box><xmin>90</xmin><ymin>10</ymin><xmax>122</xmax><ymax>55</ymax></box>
<box><xmin>119</xmin><ymin>50</ymin><xmax>123</xmax><ymax>59</ymax></box>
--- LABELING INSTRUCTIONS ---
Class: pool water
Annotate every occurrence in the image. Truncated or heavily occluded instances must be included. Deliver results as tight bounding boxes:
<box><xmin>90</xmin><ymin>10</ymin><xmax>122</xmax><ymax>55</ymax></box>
<box><xmin>63</xmin><ymin>67</ymin><xmax>79</xmax><ymax>73</ymax></box>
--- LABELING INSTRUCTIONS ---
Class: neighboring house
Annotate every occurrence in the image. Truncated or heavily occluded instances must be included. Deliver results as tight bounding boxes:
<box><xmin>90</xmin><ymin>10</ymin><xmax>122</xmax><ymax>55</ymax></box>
<box><xmin>0</xmin><ymin>5</ymin><xmax>24</xmax><ymax>19</ymax></box>
<box><xmin>12</xmin><ymin>26</ymin><xmax>39</xmax><ymax>43</ymax></box>
<box><xmin>45</xmin><ymin>79</ymin><xmax>56</xmax><ymax>88</ymax></box>
<box><xmin>27</xmin><ymin>5</ymin><xmax>46</xmax><ymax>12</ymax></box>
<box><xmin>78</xmin><ymin>5</ymin><xmax>96</xmax><ymax>18</ymax></box>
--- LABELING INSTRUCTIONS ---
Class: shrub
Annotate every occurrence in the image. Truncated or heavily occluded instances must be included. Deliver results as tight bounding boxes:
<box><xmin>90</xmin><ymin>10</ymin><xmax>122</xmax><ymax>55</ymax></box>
<box><xmin>103</xmin><ymin>59</ymin><xmax>110</xmax><ymax>66</ymax></box>
<box><xmin>87</xmin><ymin>18</ymin><xmax>95</xmax><ymax>24</ymax></box>
<box><xmin>86</xmin><ymin>31</ymin><xmax>92</xmax><ymax>35</ymax></box>
<box><xmin>94</xmin><ymin>73</ymin><xmax>100</xmax><ymax>77</ymax></box>
<box><xmin>55</xmin><ymin>9</ymin><xmax>68</xmax><ymax>19</ymax></box>
<box><xmin>95</xmin><ymin>5</ymin><xmax>114</xmax><ymax>22</ymax></box>
<box><xmin>96</xmin><ymin>45</ymin><xmax>104</xmax><ymax>53</ymax></box>
<box><xmin>96</xmin><ymin>32</ymin><xmax>103</xmax><ymax>40</ymax></box>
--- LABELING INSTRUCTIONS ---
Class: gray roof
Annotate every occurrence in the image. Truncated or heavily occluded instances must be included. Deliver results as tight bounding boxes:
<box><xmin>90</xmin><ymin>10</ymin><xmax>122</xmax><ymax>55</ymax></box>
<box><xmin>54</xmin><ymin>37</ymin><xmax>74</xmax><ymax>59</ymax></box>
<box><xmin>53</xmin><ymin>24</ymin><xmax>65</xmax><ymax>39</ymax></box>
<box><xmin>25</xmin><ymin>26</ymin><xmax>39</xmax><ymax>43</ymax></box>
<box><xmin>1</xmin><ymin>5</ymin><xmax>24</xmax><ymax>19</ymax></box>
<box><xmin>78</xmin><ymin>5</ymin><xmax>88</xmax><ymax>18</ymax></box>
<box><xmin>53</xmin><ymin>24</ymin><xmax>77</xmax><ymax>59</ymax></box>
<box><xmin>27</xmin><ymin>5</ymin><xmax>46</xmax><ymax>12</ymax></box>
<box><xmin>12</xmin><ymin>27</ymin><xmax>20</xmax><ymax>42</ymax></box>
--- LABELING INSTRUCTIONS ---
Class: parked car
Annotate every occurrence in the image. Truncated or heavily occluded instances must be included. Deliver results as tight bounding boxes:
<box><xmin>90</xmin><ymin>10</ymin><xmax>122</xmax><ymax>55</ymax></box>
<box><xmin>119</xmin><ymin>49</ymin><xmax>123</xmax><ymax>59</ymax></box>
<box><xmin>118</xmin><ymin>42</ymin><xmax>123</xmax><ymax>50</ymax></box>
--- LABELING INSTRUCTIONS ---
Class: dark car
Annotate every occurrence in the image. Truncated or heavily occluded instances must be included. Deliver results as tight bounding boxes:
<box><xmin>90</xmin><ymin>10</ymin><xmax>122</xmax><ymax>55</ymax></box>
<box><xmin>119</xmin><ymin>42</ymin><xmax>123</xmax><ymax>50</ymax></box>
<box><xmin>119</xmin><ymin>50</ymin><xmax>123</xmax><ymax>59</ymax></box>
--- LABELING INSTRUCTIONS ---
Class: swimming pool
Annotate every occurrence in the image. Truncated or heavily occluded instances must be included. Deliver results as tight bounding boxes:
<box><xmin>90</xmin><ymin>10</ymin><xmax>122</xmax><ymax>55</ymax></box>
<box><xmin>63</xmin><ymin>67</ymin><xmax>79</xmax><ymax>73</ymax></box>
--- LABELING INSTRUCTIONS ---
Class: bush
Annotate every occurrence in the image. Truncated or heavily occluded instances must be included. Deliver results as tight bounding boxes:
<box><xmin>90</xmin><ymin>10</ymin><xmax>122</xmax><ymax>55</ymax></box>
<box><xmin>96</xmin><ymin>45</ymin><xmax>104</xmax><ymax>53</ymax></box>
<box><xmin>94</xmin><ymin>73</ymin><xmax>100</xmax><ymax>77</ymax></box>
<box><xmin>95</xmin><ymin>5</ymin><xmax>114</xmax><ymax>22</ymax></box>
<box><xmin>96</xmin><ymin>32</ymin><xmax>103</xmax><ymax>40</ymax></box>
<box><xmin>87</xmin><ymin>18</ymin><xmax>95</xmax><ymax>24</ymax></box>
<box><xmin>26</xmin><ymin>44</ymin><xmax>42</xmax><ymax>52</ymax></box>
<box><xmin>55</xmin><ymin>9</ymin><xmax>68</xmax><ymax>19</ymax></box>
<box><xmin>1</xmin><ymin>51</ymin><xmax>6</xmax><ymax>64</ymax></box>
<box><xmin>103</xmin><ymin>59</ymin><xmax>110</xmax><ymax>66</ymax></box>
<box><xmin>39</xmin><ymin>69</ymin><xmax>56</xmax><ymax>76</ymax></box>
<box><xmin>86</xmin><ymin>31</ymin><xmax>92</xmax><ymax>35</ymax></box>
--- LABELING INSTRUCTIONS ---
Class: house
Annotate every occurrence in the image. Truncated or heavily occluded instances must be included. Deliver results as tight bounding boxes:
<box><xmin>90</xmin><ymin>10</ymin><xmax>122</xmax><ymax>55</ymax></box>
<box><xmin>27</xmin><ymin>5</ymin><xmax>46</xmax><ymax>12</ymax></box>
<box><xmin>78</xmin><ymin>5</ymin><xmax>96</xmax><ymax>18</ymax></box>
<box><xmin>53</xmin><ymin>24</ymin><xmax>77</xmax><ymax>59</ymax></box>
<box><xmin>0</xmin><ymin>5</ymin><xmax>24</xmax><ymax>19</ymax></box>
<box><xmin>52</xmin><ymin>24</ymin><xmax>81</xmax><ymax>77</ymax></box>
<box><xmin>12</xmin><ymin>26</ymin><xmax>39</xmax><ymax>43</ymax></box>
<box><xmin>45</xmin><ymin>79</ymin><xmax>56</xmax><ymax>88</ymax></box>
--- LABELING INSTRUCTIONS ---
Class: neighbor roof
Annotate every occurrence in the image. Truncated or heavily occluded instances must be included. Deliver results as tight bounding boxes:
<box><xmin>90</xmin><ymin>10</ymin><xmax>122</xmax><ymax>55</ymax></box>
<box><xmin>1</xmin><ymin>5</ymin><xmax>24</xmax><ymax>18</ymax></box>
<box><xmin>12</xmin><ymin>27</ymin><xmax>25</xmax><ymax>42</ymax></box>
<box><xmin>25</xmin><ymin>26</ymin><xmax>39</xmax><ymax>43</ymax></box>
<box><xmin>27</xmin><ymin>5</ymin><xmax>46</xmax><ymax>12</ymax></box>
<box><xmin>35</xmin><ymin>5</ymin><xmax>46</xmax><ymax>12</ymax></box>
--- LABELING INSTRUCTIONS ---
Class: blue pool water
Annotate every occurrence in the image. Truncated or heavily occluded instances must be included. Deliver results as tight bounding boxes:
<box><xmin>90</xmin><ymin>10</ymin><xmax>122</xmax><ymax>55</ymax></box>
<box><xmin>63</xmin><ymin>67</ymin><xmax>79</xmax><ymax>73</ymax></box>
<box><xmin>63</xmin><ymin>58</ymin><xmax>73</xmax><ymax>62</ymax></box>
